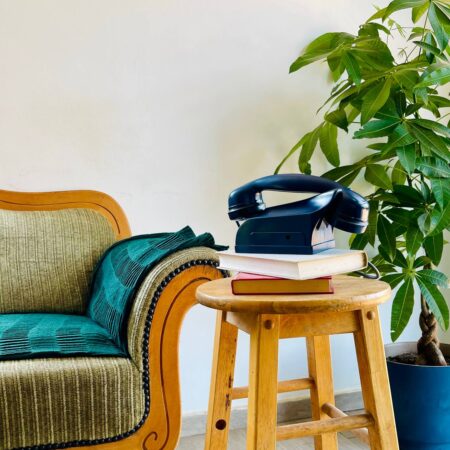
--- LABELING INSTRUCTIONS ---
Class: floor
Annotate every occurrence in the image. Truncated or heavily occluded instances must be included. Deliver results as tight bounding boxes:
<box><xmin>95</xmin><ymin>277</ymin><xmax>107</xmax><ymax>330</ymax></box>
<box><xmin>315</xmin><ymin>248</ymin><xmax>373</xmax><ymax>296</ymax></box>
<box><xmin>178</xmin><ymin>425</ymin><xmax>367</xmax><ymax>449</ymax></box>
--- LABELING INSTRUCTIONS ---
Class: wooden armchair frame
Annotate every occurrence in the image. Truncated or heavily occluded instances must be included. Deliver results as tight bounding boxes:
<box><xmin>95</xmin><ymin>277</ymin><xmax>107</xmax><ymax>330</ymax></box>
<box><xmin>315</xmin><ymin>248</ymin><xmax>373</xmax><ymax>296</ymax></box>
<box><xmin>0</xmin><ymin>189</ymin><xmax>223</xmax><ymax>450</ymax></box>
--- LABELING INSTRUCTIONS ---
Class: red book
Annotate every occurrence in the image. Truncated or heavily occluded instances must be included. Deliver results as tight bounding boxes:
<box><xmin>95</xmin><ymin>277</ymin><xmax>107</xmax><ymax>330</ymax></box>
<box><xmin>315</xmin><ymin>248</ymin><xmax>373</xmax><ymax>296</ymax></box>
<box><xmin>231</xmin><ymin>273</ymin><xmax>333</xmax><ymax>295</ymax></box>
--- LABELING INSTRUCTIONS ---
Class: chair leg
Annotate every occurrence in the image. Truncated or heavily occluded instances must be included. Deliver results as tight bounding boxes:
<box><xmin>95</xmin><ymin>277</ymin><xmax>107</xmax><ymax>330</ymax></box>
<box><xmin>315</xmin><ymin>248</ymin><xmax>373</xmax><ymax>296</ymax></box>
<box><xmin>204</xmin><ymin>311</ymin><xmax>238</xmax><ymax>450</ymax></box>
<box><xmin>246</xmin><ymin>314</ymin><xmax>280</xmax><ymax>450</ymax></box>
<box><xmin>306</xmin><ymin>334</ymin><xmax>338</xmax><ymax>450</ymax></box>
<box><xmin>353</xmin><ymin>308</ymin><xmax>399</xmax><ymax>450</ymax></box>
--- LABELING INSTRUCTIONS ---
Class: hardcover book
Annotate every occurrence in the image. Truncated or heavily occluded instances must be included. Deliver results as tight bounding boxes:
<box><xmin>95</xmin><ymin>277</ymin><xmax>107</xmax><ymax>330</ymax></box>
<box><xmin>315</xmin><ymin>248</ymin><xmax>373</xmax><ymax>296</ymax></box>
<box><xmin>231</xmin><ymin>273</ymin><xmax>333</xmax><ymax>295</ymax></box>
<box><xmin>219</xmin><ymin>249</ymin><xmax>367</xmax><ymax>280</ymax></box>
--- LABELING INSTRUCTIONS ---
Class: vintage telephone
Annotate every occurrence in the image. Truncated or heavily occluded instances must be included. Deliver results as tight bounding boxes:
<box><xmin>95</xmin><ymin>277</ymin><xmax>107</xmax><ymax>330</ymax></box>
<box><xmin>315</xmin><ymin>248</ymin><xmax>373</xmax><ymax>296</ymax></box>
<box><xmin>228</xmin><ymin>174</ymin><xmax>369</xmax><ymax>255</ymax></box>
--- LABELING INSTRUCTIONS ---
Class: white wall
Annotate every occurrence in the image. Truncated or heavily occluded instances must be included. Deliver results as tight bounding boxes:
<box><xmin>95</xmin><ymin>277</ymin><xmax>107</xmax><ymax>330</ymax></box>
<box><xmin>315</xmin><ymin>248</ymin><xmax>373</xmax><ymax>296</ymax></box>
<box><xmin>0</xmin><ymin>0</ymin><xmax>436</xmax><ymax>414</ymax></box>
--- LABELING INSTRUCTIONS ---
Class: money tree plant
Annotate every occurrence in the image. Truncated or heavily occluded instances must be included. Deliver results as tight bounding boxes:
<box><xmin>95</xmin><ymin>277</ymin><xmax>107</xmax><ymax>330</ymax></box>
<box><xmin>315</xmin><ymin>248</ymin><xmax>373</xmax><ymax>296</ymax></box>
<box><xmin>276</xmin><ymin>0</ymin><xmax>450</xmax><ymax>365</ymax></box>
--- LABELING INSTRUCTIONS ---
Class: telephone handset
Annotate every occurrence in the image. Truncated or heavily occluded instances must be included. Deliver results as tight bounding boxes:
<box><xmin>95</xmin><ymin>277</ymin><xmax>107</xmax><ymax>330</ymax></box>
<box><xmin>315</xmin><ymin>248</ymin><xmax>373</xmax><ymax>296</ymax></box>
<box><xmin>228</xmin><ymin>174</ymin><xmax>369</xmax><ymax>255</ymax></box>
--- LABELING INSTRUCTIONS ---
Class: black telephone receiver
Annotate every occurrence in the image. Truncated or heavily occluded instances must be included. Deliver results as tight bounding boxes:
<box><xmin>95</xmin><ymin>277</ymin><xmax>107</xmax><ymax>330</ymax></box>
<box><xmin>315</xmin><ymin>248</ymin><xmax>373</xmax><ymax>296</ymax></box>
<box><xmin>228</xmin><ymin>174</ymin><xmax>369</xmax><ymax>254</ymax></box>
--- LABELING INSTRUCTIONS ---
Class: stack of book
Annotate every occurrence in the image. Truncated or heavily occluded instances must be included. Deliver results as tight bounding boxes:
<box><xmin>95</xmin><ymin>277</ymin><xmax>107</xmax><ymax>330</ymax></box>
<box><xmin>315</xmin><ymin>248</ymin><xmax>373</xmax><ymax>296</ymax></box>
<box><xmin>218</xmin><ymin>249</ymin><xmax>368</xmax><ymax>295</ymax></box>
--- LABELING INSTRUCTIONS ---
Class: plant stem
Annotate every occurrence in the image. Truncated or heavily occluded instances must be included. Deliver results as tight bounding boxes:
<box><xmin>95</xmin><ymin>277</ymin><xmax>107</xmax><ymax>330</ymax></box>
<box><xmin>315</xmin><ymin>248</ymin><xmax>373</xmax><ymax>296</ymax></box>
<box><xmin>417</xmin><ymin>262</ymin><xmax>447</xmax><ymax>366</ymax></box>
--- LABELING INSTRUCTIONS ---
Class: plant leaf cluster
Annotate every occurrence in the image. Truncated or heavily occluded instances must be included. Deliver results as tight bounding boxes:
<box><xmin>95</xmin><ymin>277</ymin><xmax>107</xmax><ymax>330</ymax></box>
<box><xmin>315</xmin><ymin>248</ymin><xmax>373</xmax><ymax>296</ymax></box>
<box><xmin>277</xmin><ymin>0</ymin><xmax>450</xmax><ymax>341</ymax></box>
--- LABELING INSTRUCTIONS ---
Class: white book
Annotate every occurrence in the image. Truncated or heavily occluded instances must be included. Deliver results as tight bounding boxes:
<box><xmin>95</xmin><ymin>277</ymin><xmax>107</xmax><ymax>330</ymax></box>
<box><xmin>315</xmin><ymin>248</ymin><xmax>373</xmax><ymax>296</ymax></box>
<box><xmin>218</xmin><ymin>249</ymin><xmax>368</xmax><ymax>280</ymax></box>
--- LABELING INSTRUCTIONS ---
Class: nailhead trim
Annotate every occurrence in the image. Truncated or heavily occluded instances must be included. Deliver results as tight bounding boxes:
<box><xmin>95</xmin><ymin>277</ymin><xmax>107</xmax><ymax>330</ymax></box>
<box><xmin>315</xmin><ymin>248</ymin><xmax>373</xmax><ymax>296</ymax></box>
<box><xmin>15</xmin><ymin>259</ymin><xmax>222</xmax><ymax>450</ymax></box>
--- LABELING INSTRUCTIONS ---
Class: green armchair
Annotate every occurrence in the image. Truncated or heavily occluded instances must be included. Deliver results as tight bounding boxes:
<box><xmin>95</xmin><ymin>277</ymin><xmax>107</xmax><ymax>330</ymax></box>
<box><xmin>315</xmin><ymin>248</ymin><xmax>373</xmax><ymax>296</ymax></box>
<box><xmin>0</xmin><ymin>189</ymin><xmax>223</xmax><ymax>450</ymax></box>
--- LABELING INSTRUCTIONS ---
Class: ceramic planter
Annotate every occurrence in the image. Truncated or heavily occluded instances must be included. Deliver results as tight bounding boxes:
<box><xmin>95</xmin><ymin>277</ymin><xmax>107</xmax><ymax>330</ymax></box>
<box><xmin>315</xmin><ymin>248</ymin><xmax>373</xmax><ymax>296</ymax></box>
<box><xmin>386</xmin><ymin>342</ymin><xmax>450</xmax><ymax>450</ymax></box>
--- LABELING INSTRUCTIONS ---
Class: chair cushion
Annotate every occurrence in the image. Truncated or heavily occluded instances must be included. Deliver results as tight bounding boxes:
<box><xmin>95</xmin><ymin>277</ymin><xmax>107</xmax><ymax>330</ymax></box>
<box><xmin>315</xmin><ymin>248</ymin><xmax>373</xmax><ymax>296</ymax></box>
<box><xmin>0</xmin><ymin>356</ymin><xmax>144</xmax><ymax>449</ymax></box>
<box><xmin>0</xmin><ymin>208</ymin><xmax>116</xmax><ymax>314</ymax></box>
<box><xmin>0</xmin><ymin>313</ymin><xmax>125</xmax><ymax>360</ymax></box>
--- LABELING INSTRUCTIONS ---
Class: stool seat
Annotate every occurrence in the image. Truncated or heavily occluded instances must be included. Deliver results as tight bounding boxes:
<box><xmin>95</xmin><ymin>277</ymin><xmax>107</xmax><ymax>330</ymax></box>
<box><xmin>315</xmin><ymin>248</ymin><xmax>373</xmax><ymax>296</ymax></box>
<box><xmin>196</xmin><ymin>275</ymin><xmax>391</xmax><ymax>314</ymax></box>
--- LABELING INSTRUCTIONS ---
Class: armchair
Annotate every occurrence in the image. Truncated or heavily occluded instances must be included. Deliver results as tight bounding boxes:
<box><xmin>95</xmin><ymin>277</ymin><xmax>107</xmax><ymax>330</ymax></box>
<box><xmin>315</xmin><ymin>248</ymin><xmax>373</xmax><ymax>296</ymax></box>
<box><xmin>0</xmin><ymin>189</ymin><xmax>224</xmax><ymax>450</ymax></box>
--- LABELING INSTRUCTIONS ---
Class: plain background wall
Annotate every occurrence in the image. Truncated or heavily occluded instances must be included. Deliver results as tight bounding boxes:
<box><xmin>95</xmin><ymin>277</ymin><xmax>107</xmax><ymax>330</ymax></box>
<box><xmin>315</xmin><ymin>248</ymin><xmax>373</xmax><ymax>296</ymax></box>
<box><xmin>0</xmin><ymin>0</ymin><xmax>448</xmax><ymax>415</ymax></box>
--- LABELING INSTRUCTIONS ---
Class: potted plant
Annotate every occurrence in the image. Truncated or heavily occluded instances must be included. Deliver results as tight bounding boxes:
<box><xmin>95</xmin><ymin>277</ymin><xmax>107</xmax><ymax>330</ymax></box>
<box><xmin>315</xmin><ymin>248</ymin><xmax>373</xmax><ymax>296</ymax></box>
<box><xmin>276</xmin><ymin>0</ymin><xmax>450</xmax><ymax>448</ymax></box>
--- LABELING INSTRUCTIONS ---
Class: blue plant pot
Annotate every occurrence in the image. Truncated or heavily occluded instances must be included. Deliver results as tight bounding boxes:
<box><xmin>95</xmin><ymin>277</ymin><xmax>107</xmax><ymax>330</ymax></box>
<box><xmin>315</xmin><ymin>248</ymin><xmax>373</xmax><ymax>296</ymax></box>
<box><xmin>386</xmin><ymin>342</ymin><xmax>450</xmax><ymax>450</ymax></box>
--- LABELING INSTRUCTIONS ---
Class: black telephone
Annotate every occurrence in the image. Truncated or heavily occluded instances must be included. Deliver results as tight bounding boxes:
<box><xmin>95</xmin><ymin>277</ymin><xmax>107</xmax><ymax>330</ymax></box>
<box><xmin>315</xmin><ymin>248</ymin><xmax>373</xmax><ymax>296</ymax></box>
<box><xmin>228</xmin><ymin>174</ymin><xmax>369</xmax><ymax>255</ymax></box>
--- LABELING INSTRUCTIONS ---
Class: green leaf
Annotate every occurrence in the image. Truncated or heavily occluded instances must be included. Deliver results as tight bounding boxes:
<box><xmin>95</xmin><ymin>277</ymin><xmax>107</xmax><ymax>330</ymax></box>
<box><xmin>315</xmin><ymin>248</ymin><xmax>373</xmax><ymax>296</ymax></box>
<box><xmin>416</xmin><ymin>157</ymin><xmax>450</xmax><ymax>178</ymax></box>
<box><xmin>290</xmin><ymin>33</ymin><xmax>354</xmax><ymax>72</ymax></box>
<box><xmin>418</xmin><ymin>211</ymin><xmax>431</xmax><ymax>234</ymax></box>
<box><xmin>386</xmin><ymin>124</ymin><xmax>417</xmax><ymax>150</ymax></box>
<box><xmin>417</xmin><ymin>269</ymin><xmax>448</xmax><ymax>288</ymax></box>
<box><xmin>365</xmin><ymin>164</ymin><xmax>393</xmax><ymax>190</ymax></box>
<box><xmin>319</xmin><ymin>123</ymin><xmax>340</xmax><ymax>166</ymax></box>
<box><xmin>322</xmin><ymin>164</ymin><xmax>357</xmax><ymax>181</ymax></box>
<box><xmin>385</xmin><ymin>207</ymin><xmax>416</xmax><ymax>227</ymax></box>
<box><xmin>350</xmin><ymin>232</ymin><xmax>369</xmax><ymax>250</ymax></box>
<box><xmin>382</xmin><ymin>272</ymin><xmax>406</xmax><ymax>289</ymax></box>
<box><xmin>405</xmin><ymin>103</ymin><xmax>423</xmax><ymax>116</ymax></box>
<box><xmin>353</xmin><ymin>38</ymin><xmax>394</xmax><ymax>70</ymax></box>
<box><xmin>354</xmin><ymin>119</ymin><xmax>400</xmax><ymax>139</ymax></box>
<box><xmin>412</xmin><ymin>1</ymin><xmax>430</xmax><ymax>22</ymax></box>
<box><xmin>367</xmin><ymin>200</ymin><xmax>379</xmax><ymax>246</ymax></box>
<box><xmin>417</xmin><ymin>277</ymin><xmax>449</xmax><ymax>330</ymax></box>
<box><xmin>375</xmin><ymin>98</ymin><xmax>401</xmax><ymax>121</ymax></box>
<box><xmin>409</xmin><ymin>124</ymin><xmax>450</xmax><ymax>162</ymax></box>
<box><xmin>428</xmin><ymin>3</ymin><xmax>449</xmax><ymax>51</ymax></box>
<box><xmin>428</xmin><ymin>95</ymin><xmax>450</xmax><ymax>108</ymax></box>
<box><xmin>435</xmin><ymin>2</ymin><xmax>450</xmax><ymax>21</ymax></box>
<box><xmin>275</xmin><ymin>134</ymin><xmax>309</xmax><ymax>174</ymax></box>
<box><xmin>415</xmin><ymin>64</ymin><xmax>450</xmax><ymax>88</ymax></box>
<box><xmin>393</xmin><ymin>185</ymin><xmax>424</xmax><ymax>206</ymax></box>
<box><xmin>325</xmin><ymin>109</ymin><xmax>348</xmax><ymax>131</ymax></box>
<box><xmin>299</xmin><ymin>125</ymin><xmax>322</xmax><ymax>169</ymax></box>
<box><xmin>396</xmin><ymin>145</ymin><xmax>416</xmax><ymax>174</ymax></box>
<box><xmin>384</xmin><ymin>0</ymin><xmax>427</xmax><ymax>19</ymax></box>
<box><xmin>413</xmin><ymin>255</ymin><xmax>432</xmax><ymax>267</ymax></box>
<box><xmin>378</xmin><ymin>214</ymin><xmax>397</xmax><ymax>260</ymax></box>
<box><xmin>368</xmin><ymin>7</ymin><xmax>387</xmax><ymax>21</ymax></box>
<box><xmin>406</xmin><ymin>227</ymin><xmax>423</xmax><ymax>256</ymax></box>
<box><xmin>392</xmin><ymin>160</ymin><xmax>407</xmax><ymax>185</ymax></box>
<box><xmin>339</xmin><ymin>169</ymin><xmax>361</xmax><ymax>186</ymax></box>
<box><xmin>391</xmin><ymin>278</ymin><xmax>415</xmax><ymax>341</ymax></box>
<box><xmin>411</xmin><ymin>119</ymin><xmax>450</xmax><ymax>138</ymax></box>
<box><xmin>361</xmin><ymin>78</ymin><xmax>392</xmax><ymax>124</ymax></box>
<box><xmin>413</xmin><ymin>40</ymin><xmax>443</xmax><ymax>58</ymax></box>
<box><xmin>429</xmin><ymin>202</ymin><xmax>450</xmax><ymax>236</ymax></box>
<box><xmin>393</xmin><ymin>249</ymin><xmax>409</xmax><ymax>268</ymax></box>
<box><xmin>424</xmin><ymin>232</ymin><xmax>444</xmax><ymax>265</ymax></box>
<box><xmin>342</xmin><ymin>51</ymin><xmax>361</xmax><ymax>85</ymax></box>
<box><xmin>431</xmin><ymin>178</ymin><xmax>450</xmax><ymax>208</ymax></box>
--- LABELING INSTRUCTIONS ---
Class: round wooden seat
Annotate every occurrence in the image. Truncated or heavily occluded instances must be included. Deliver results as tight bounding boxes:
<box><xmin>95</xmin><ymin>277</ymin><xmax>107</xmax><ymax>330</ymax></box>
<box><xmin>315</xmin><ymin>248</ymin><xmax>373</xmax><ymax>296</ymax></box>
<box><xmin>196</xmin><ymin>275</ymin><xmax>391</xmax><ymax>314</ymax></box>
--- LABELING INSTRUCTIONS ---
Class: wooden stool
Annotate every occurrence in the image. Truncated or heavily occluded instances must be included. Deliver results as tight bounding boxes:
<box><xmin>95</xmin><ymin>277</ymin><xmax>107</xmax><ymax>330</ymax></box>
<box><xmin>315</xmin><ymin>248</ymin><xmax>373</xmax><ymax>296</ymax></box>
<box><xmin>196</xmin><ymin>275</ymin><xmax>399</xmax><ymax>450</ymax></box>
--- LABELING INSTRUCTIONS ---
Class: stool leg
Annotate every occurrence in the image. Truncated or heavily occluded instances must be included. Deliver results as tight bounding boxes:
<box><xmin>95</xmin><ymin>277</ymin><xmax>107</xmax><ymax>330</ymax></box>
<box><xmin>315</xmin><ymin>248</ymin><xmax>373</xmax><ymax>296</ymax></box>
<box><xmin>246</xmin><ymin>314</ymin><xmax>280</xmax><ymax>450</ymax></box>
<box><xmin>306</xmin><ymin>335</ymin><xmax>338</xmax><ymax>450</ymax></box>
<box><xmin>353</xmin><ymin>308</ymin><xmax>399</xmax><ymax>450</ymax></box>
<box><xmin>204</xmin><ymin>311</ymin><xmax>238</xmax><ymax>450</ymax></box>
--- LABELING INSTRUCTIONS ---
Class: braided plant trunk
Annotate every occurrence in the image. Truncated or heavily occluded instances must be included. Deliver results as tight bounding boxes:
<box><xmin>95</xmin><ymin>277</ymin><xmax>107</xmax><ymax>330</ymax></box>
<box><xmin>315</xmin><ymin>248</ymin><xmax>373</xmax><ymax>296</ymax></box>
<box><xmin>417</xmin><ymin>295</ymin><xmax>447</xmax><ymax>366</ymax></box>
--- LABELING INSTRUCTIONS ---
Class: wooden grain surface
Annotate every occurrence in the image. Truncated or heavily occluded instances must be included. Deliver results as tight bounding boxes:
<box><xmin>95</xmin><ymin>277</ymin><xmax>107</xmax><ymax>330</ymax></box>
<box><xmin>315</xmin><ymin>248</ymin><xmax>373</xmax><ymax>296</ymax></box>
<box><xmin>196</xmin><ymin>276</ymin><xmax>391</xmax><ymax>314</ymax></box>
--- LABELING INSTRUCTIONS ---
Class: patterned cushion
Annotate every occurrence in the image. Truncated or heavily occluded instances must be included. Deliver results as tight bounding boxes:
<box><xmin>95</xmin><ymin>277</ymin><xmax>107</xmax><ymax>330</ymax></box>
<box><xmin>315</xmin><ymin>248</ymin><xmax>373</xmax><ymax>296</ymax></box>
<box><xmin>0</xmin><ymin>314</ymin><xmax>124</xmax><ymax>360</ymax></box>
<box><xmin>0</xmin><ymin>208</ymin><xmax>116</xmax><ymax>314</ymax></box>
<box><xmin>0</xmin><ymin>356</ymin><xmax>144</xmax><ymax>449</ymax></box>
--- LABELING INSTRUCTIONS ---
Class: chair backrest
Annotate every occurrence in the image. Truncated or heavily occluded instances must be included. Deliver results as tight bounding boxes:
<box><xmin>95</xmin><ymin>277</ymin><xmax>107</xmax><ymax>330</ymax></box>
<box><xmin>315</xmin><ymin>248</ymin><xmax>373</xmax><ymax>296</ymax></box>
<box><xmin>0</xmin><ymin>189</ymin><xmax>130</xmax><ymax>314</ymax></box>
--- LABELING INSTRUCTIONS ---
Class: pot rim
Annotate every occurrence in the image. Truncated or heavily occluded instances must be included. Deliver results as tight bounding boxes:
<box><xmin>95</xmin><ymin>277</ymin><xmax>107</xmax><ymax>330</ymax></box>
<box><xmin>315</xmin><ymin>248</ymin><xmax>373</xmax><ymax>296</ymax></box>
<box><xmin>385</xmin><ymin>341</ymin><xmax>450</xmax><ymax>368</ymax></box>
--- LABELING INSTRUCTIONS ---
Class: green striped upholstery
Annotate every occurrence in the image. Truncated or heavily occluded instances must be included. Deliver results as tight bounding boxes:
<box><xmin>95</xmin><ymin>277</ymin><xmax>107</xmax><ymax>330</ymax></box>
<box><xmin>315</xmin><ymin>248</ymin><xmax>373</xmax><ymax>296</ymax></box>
<box><xmin>0</xmin><ymin>208</ymin><xmax>116</xmax><ymax>314</ymax></box>
<box><xmin>0</xmin><ymin>356</ymin><xmax>144</xmax><ymax>449</ymax></box>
